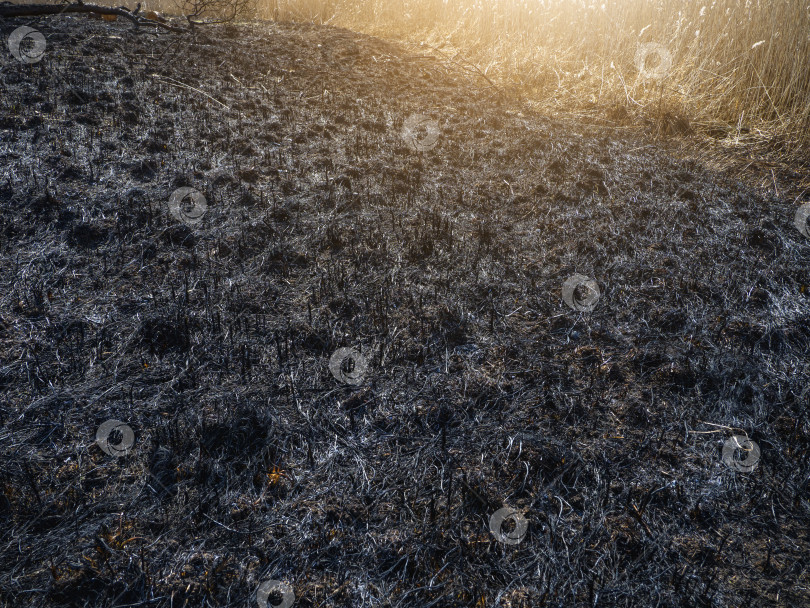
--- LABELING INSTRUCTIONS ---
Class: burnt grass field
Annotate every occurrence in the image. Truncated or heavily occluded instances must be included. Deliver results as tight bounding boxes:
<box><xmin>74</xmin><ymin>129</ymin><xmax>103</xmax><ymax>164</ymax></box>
<box><xmin>1</xmin><ymin>14</ymin><xmax>809</xmax><ymax>608</ymax></box>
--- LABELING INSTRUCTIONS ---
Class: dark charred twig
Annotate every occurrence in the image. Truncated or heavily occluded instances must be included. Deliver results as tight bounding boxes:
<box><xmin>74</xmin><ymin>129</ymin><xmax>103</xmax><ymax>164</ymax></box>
<box><xmin>0</xmin><ymin>2</ymin><xmax>186</xmax><ymax>32</ymax></box>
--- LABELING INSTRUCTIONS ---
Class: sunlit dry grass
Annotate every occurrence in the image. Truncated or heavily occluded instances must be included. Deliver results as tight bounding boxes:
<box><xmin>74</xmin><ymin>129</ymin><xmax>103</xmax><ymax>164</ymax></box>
<box><xmin>252</xmin><ymin>0</ymin><xmax>810</xmax><ymax>161</ymax></box>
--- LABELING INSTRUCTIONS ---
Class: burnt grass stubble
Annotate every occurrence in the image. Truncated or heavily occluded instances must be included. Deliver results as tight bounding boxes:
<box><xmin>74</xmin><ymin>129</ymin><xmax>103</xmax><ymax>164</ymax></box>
<box><xmin>0</xmin><ymin>15</ymin><xmax>808</xmax><ymax>608</ymax></box>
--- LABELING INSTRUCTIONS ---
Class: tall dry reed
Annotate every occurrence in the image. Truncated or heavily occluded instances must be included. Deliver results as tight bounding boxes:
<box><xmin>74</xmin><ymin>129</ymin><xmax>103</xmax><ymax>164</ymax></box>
<box><xmin>256</xmin><ymin>0</ymin><xmax>810</xmax><ymax>159</ymax></box>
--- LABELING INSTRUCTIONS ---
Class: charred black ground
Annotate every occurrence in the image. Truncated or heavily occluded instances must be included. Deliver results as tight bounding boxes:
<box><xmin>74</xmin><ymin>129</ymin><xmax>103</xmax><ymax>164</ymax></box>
<box><xmin>1</xmin><ymin>16</ymin><xmax>809</xmax><ymax>608</ymax></box>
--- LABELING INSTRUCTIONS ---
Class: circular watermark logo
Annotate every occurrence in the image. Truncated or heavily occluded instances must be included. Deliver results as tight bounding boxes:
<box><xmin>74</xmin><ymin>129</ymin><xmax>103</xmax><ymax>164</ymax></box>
<box><xmin>96</xmin><ymin>419</ymin><xmax>135</xmax><ymax>457</ymax></box>
<box><xmin>562</xmin><ymin>274</ymin><xmax>601</xmax><ymax>312</ymax></box>
<box><xmin>794</xmin><ymin>203</ymin><xmax>810</xmax><ymax>238</ymax></box>
<box><xmin>402</xmin><ymin>113</ymin><xmax>440</xmax><ymax>152</ymax></box>
<box><xmin>168</xmin><ymin>187</ymin><xmax>207</xmax><ymax>226</ymax></box>
<box><xmin>635</xmin><ymin>42</ymin><xmax>673</xmax><ymax>80</ymax></box>
<box><xmin>489</xmin><ymin>507</ymin><xmax>528</xmax><ymax>545</ymax></box>
<box><xmin>8</xmin><ymin>26</ymin><xmax>47</xmax><ymax>64</ymax></box>
<box><xmin>257</xmin><ymin>580</ymin><xmax>295</xmax><ymax>608</ymax></box>
<box><xmin>329</xmin><ymin>347</ymin><xmax>368</xmax><ymax>385</ymax></box>
<box><xmin>721</xmin><ymin>435</ymin><xmax>760</xmax><ymax>473</ymax></box>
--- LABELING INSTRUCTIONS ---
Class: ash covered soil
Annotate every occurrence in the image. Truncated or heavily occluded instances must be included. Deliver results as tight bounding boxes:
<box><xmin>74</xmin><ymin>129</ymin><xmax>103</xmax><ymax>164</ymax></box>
<box><xmin>1</xmin><ymin>15</ymin><xmax>809</xmax><ymax>608</ymax></box>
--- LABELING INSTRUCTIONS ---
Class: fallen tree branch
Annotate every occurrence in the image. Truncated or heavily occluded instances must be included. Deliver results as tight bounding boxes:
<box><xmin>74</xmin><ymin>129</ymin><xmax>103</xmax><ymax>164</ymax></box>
<box><xmin>150</xmin><ymin>73</ymin><xmax>231</xmax><ymax>109</ymax></box>
<box><xmin>0</xmin><ymin>3</ymin><xmax>186</xmax><ymax>33</ymax></box>
<box><xmin>419</xmin><ymin>42</ymin><xmax>501</xmax><ymax>92</ymax></box>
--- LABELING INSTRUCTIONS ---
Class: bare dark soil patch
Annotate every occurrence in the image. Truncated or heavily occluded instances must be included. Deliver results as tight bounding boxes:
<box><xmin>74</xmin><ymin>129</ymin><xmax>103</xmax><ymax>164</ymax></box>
<box><xmin>1</xmin><ymin>15</ymin><xmax>809</xmax><ymax>608</ymax></box>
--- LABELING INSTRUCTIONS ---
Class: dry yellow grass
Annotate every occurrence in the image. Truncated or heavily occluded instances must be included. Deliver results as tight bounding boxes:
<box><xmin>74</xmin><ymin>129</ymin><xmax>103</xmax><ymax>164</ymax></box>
<box><xmin>255</xmin><ymin>0</ymin><xmax>810</xmax><ymax>163</ymax></box>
